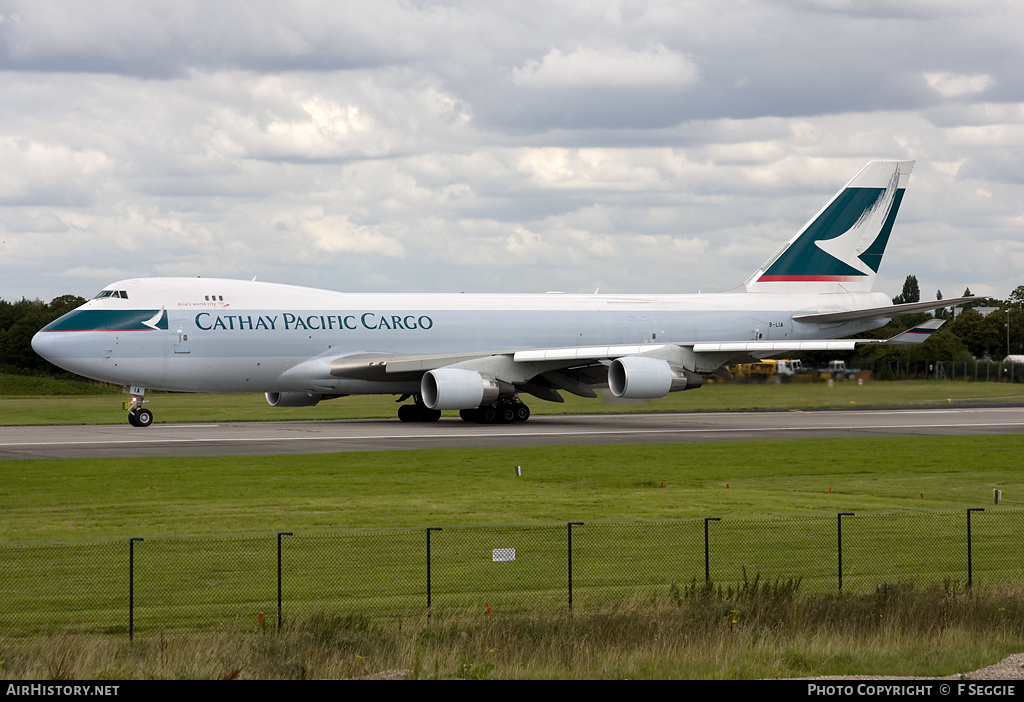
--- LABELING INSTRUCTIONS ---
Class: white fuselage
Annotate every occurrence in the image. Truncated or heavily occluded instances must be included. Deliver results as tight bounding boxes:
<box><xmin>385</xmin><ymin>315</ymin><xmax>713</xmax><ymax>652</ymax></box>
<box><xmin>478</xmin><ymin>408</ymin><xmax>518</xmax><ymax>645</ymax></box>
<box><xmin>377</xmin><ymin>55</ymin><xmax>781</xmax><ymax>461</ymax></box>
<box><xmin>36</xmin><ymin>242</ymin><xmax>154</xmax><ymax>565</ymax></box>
<box><xmin>33</xmin><ymin>277</ymin><xmax>891</xmax><ymax>395</ymax></box>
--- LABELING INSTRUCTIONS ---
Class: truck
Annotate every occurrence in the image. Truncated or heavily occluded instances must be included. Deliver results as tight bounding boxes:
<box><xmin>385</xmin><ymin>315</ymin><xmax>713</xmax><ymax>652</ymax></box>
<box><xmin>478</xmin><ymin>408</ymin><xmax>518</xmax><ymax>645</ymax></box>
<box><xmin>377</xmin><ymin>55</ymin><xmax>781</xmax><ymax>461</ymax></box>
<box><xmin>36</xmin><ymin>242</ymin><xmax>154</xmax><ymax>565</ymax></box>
<box><xmin>820</xmin><ymin>360</ymin><xmax>860</xmax><ymax>381</ymax></box>
<box><xmin>725</xmin><ymin>360</ymin><xmax>777</xmax><ymax>383</ymax></box>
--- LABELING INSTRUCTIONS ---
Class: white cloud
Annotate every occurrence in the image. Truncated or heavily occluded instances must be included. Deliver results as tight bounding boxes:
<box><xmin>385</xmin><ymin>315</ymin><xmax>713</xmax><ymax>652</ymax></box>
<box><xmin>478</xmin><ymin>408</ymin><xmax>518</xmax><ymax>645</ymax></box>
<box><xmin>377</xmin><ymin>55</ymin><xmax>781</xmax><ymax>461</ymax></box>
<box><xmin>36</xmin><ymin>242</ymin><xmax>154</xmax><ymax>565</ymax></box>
<box><xmin>0</xmin><ymin>139</ymin><xmax>110</xmax><ymax>206</ymax></box>
<box><xmin>512</xmin><ymin>43</ymin><xmax>700</xmax><ymax>88</ymax></box>
<box><xmin>302</xmin><ymin>213</ymin><xmax>406</xmax><ymax>258</ymax></box>
<box><xmin>924</xmin><ymin>72</ymin><xmax>993</xmax><ymax>98</ymax></box>
<box><xmin>2</xmin><ymin>2</ymin><xmax>1024</xmax><ymax>303</ymax></box>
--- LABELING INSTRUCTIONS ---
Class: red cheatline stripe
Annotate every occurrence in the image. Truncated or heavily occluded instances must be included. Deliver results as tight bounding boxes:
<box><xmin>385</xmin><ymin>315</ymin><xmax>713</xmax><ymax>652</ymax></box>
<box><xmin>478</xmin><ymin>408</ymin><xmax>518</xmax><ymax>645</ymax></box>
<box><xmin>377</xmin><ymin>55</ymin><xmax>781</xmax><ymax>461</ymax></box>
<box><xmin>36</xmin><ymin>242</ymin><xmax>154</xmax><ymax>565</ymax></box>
<box><xmin>757</xmin><ymin>275</ymin><xmax>863</xmax><ymax>282</ymax></box>
<box><xmin>37</xmin><ymin>329</ymin><xmax>154</xmax><ymax>333</ymax></box>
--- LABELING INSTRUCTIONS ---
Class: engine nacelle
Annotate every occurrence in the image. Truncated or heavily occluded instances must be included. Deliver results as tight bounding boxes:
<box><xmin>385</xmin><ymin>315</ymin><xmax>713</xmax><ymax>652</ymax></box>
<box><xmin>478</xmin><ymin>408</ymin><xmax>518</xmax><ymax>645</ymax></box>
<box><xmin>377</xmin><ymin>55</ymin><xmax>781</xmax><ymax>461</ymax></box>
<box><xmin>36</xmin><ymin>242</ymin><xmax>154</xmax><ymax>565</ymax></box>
<box><xmin>265</xmin><ymin>391</ymin><xmax>323</xmax><ymax>407</ymax></box>
<box><xmin>421</xmin><ymin>368</ymin><xmax>501</xmax><ymax>410</ymax></box>
<box><xmin>608</xmin><ymin>356</ymin><xmax>701</xmax><ymax>399</ymax></box>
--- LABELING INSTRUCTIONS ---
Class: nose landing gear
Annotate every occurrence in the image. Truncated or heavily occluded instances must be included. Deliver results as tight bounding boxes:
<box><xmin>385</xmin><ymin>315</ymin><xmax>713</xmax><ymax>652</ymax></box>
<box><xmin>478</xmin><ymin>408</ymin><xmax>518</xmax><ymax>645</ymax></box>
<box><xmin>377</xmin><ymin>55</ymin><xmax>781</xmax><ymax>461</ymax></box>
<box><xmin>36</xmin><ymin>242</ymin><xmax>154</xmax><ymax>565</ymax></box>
<box><xmin>123</xmin><ymin>391</ymin><xmax>153</xmax><ymax>427</ymax></box>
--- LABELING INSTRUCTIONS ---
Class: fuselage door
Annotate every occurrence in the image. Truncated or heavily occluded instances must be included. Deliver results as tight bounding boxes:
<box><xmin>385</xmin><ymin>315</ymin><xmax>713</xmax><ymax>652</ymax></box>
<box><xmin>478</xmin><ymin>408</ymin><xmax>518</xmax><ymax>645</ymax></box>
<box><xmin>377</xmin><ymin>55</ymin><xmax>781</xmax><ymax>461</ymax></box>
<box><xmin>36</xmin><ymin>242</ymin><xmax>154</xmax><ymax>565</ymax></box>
<box><xmin>174</xmin><ymin>327</ymin><xmax>191</xmax><ymax>354</ymax></box>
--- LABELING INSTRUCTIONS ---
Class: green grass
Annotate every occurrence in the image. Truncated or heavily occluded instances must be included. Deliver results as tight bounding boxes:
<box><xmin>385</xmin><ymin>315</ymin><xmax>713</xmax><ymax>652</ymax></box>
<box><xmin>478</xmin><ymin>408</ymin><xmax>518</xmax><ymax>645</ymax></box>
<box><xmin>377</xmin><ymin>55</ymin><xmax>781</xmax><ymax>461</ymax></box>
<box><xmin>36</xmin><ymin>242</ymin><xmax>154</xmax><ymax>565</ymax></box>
<box><xmin>3</xmin><ymin>435</ymin><xmax>1024</xmax><ymax>640</ymax></box>
<box><xmin>4</xmin><ymin>373</ymin><xmax>1024</xmax><ymax>677</ymax></box>
<box><xmin>3</xmin><ymin>436</ymin><xmax>1023</xmax><ymax>541</ymax></box>
<box><xmin>0</xmin><ymin>373</ymin><xmax>119</xmax><ymax>397</ymax></box>
<box><xmin>1</xmin><ymin>376</ymin><xmax>1024</xmax><ymax>425</ymax></box>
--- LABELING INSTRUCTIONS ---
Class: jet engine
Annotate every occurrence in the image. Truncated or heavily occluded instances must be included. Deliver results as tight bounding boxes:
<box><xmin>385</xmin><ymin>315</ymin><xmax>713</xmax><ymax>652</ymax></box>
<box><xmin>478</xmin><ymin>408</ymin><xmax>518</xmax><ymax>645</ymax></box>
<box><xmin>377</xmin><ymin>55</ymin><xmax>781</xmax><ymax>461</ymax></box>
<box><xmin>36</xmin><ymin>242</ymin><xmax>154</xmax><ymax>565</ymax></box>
<box><xmin>265</xmin><ymin>391</ymin><xmax>323</xmax><ymax>407</ymax></box>
<box><xmin>608</xmin><ymin>356</ymin><xmax>701</xmax><ymax>399</ymax></box>
<box><xmin>421</xmin><ymin>368</ymin><xmax>502</xmax><ymax>410</ymax></box>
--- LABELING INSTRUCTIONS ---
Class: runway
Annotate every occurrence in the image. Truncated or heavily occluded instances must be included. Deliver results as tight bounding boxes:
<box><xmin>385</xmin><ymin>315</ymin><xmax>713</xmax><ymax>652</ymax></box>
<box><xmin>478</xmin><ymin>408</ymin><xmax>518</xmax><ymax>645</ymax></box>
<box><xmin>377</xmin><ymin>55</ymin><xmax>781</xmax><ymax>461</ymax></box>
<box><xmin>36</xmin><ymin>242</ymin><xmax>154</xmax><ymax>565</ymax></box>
<box><xmin>3</xmin><ymin>406</ymin><xmax>1023</xmax><ymax>459</ymax></box>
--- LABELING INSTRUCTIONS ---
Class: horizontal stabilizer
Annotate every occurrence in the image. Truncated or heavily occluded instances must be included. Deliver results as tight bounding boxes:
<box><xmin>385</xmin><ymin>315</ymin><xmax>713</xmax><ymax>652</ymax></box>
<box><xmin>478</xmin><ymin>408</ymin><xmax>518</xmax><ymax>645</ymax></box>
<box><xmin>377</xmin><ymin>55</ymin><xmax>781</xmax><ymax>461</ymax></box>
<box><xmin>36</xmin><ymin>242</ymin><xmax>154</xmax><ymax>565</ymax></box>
<box><xmin>880</xmin><ymin>318</ymin><xmax>945</xmax><ymax>344</ymax></box>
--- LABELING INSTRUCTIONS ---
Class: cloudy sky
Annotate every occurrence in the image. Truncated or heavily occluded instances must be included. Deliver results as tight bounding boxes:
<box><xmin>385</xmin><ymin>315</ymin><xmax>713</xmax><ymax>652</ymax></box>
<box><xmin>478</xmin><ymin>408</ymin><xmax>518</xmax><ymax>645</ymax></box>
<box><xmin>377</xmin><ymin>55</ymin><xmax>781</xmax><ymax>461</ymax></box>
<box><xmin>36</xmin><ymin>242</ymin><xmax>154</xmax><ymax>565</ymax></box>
<box><xmin>2</xmin><ymin>0</ymin><xmax>1022</xmax><ymax>303</ymax></box>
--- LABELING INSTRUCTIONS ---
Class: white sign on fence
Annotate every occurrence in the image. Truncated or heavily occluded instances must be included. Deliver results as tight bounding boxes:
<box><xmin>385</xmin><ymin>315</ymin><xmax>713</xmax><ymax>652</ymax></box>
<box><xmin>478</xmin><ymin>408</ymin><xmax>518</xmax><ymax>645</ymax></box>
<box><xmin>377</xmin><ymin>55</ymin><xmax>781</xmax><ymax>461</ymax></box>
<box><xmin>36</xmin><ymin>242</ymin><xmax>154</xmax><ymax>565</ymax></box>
<box><xmin>493</xmin><ymin>548</ymin><xmax>516</xmax><ymax>562</ymax></box>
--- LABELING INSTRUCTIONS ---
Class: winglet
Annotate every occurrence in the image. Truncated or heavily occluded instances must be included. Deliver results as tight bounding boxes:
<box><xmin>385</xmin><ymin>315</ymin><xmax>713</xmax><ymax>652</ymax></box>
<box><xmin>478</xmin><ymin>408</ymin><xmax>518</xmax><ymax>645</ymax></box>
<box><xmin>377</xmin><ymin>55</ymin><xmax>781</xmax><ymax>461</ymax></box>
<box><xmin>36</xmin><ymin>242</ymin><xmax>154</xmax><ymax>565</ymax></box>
<box><xmin>881</xmin><ymin>318</ymin><xmax>945</xmax><ymax>344</ymax></box>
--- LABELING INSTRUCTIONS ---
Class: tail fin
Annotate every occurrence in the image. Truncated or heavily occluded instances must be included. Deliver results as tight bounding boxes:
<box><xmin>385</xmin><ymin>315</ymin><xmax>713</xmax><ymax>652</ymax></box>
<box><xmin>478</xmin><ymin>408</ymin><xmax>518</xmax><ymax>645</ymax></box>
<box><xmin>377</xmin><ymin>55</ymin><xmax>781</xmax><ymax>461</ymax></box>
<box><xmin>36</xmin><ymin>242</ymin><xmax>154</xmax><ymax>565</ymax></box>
<box><xmin>744</xmin><ymin>160</ymin><xmax>914</xmax><ymax>294</ymax></box>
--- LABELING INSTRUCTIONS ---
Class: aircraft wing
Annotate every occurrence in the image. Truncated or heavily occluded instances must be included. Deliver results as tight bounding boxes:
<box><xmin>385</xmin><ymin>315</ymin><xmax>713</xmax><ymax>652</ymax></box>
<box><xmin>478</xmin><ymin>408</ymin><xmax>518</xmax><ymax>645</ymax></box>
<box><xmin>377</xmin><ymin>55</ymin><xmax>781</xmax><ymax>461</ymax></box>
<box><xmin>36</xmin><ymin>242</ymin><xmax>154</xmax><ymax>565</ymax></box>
<box><xmin>513</xmin><ymin>318</ymin><xmax>944</xmax><ymax>361</ymax></box>
<box><xmin>793</xmin><ymin>297</ymin><xmax>974</xmax><ymax>324</ymax></box>
<box><xmin>317</xmin><ymin>319</ymin><xmax>945</xmax><ymax>405</ymax></box>
<box><xmin>692</xmin><ymin>318</ymin><xmax>945</xmax><ymax>354</ymax></box>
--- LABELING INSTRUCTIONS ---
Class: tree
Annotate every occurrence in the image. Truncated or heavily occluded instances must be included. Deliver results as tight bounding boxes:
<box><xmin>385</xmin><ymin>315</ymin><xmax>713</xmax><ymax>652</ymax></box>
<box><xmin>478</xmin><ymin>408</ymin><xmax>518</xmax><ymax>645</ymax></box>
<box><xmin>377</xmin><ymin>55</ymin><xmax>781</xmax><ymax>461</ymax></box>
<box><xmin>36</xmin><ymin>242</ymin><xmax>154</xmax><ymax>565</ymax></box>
<box><xmin>935</xmin><ymin>290</ymin><xmax>947</xmax><ymax>319</ymax></box>
<box><xmin>0</xmin><ymin>294</ymin><xmax>87</xmax><ymax>374</ymax></box>
<box><xmin>892</xmin><ymin>275</ymin><xmax>920</xmax><ymax>305</ymax></box>
<box><xmin>947</xmin><ymin>308</ymin><xmax>1004</xmax><ymax>359</ymax></box>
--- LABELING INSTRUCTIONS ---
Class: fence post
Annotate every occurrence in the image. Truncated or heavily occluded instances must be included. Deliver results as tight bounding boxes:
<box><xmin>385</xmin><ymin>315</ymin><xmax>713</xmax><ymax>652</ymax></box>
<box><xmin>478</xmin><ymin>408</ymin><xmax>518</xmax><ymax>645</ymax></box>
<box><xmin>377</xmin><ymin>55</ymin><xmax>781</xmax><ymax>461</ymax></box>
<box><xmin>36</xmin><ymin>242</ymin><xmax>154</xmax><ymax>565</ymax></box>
<box><xmin>967</xmin><ymin>509</ymin><xmax>984</xmax><ymax>590</ymax></box>
<box><xmin>277</xmin><ymin>532</ymin><xmax>292</xmax><ymax>629</ymax></box>
<box><xmin>704</xmin><ymin>517</ymin><xmax>721</xmax><ymax>583</ymax></box>
<box><xmin>837</xmin><ymin>513</ymin><xmax>854</xmax><ymax>591</ymax></box>
<box><xmin>567</xmin><ymin>522</ymin><xmax>583</xmax><ymax>611</ymax></box>
<box><xmin>129</xmin><ymin>537</ymin><xmax>143</xmax><ymax>641</ymax></box>
<box><xmin>426</xmin><ymin>527</ymin><xmax>442</xmax><ymax>617</ymax></box>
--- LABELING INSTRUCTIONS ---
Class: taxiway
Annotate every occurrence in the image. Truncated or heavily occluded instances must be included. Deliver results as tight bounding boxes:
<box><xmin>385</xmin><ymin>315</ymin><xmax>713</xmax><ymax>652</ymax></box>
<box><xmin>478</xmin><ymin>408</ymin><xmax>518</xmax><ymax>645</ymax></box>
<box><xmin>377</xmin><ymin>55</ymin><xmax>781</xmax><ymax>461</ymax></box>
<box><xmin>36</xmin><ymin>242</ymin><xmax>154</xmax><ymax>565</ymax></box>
<box><xmin>2</xmin><ymin>406</ymin><xmax>1023</xmax><ymax>459</ymax></box>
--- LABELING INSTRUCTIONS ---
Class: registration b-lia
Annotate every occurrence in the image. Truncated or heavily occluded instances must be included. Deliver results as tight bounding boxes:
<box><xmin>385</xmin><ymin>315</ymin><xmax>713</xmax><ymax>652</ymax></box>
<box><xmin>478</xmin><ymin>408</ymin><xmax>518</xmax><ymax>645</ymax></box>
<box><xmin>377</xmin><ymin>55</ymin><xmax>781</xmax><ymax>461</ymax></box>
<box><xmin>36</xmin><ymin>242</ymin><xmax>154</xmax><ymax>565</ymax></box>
<box><xmin>33</xmin><ymin>160</ymin><xmax>966</xmax><ymax>427</ymax></box>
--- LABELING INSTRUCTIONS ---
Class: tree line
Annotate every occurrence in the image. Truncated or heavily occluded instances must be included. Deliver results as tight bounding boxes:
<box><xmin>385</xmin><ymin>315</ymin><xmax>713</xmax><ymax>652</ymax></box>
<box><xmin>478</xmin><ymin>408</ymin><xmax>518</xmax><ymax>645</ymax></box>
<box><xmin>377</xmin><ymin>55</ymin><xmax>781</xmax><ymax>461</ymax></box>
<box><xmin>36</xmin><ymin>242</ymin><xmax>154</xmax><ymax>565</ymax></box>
<box><xmin>2</xmin><ymin>277</ymin><xmax>1023</xmax><ymax>377</ymax></box>
<box><xmin>849</xmin><ymin>275</ymin><xmax>1024</xmax><ymax>367</ymax></box>
<box><xmin>0</xmin><ymin>295</ymin><xmax>86</xmax><ymax>374</ymax></box>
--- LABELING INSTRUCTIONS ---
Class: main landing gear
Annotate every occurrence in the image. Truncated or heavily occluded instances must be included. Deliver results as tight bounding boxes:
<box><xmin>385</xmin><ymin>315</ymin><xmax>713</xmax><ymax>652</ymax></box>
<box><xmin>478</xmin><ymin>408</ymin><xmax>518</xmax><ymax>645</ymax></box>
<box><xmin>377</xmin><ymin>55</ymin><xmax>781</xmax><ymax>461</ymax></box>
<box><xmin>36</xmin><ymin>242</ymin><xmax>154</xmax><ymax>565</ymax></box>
<box><xmin>124</xmin><ymin>393</ymin><xmax>153</xmax><ymax>428</ymax></box>
<box><xmin>397</xmin><ymin>398</ymin><xmax>442</xmax><ymax>423</ymax></box>
<box><xmin>459</xmin><ymin>399</ymin><xmax>531</xmax><ymax>424</ymax></box>
<box><xmin>396</xmin><ymin>396</ymin><xmax>532</xmax><ymax>423</ymax></box>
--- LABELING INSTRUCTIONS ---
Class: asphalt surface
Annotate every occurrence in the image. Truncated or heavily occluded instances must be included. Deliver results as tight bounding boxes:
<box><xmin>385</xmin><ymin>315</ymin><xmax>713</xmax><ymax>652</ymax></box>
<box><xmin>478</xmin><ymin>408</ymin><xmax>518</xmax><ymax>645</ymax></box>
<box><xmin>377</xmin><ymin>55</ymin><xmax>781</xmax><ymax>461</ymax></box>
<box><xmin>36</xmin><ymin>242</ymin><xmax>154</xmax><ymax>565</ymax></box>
<box><xmin>3</xmin><ymin>405</ymin><xmax>1023</xmax><ymax>459</ymax></box>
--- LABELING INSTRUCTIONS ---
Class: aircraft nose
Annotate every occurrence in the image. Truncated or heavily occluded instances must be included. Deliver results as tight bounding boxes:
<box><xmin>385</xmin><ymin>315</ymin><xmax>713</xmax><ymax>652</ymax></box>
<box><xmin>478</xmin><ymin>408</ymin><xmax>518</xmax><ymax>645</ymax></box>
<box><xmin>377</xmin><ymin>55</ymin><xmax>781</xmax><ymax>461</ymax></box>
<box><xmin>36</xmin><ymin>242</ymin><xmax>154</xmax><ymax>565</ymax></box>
<box><xmin>31</xmin><ymin>331</ymin><xmax>54</xmax><ymax>363</ymax></box>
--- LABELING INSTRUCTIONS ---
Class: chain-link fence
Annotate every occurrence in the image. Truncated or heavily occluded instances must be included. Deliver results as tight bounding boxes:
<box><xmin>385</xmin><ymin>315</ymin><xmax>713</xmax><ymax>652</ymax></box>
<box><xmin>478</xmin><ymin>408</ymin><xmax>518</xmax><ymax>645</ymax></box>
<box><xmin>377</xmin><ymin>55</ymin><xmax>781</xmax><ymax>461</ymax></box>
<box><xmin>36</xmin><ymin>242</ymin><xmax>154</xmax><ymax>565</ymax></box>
<box><xmin>2</xmin><ymin>509</ymin><xmax>1022</xmax><ymax>638</ymax></box>
<box><xmin>862</xmin><ymin>359</ymin><xmax>1024</xmax><ymax>382</ymax></box>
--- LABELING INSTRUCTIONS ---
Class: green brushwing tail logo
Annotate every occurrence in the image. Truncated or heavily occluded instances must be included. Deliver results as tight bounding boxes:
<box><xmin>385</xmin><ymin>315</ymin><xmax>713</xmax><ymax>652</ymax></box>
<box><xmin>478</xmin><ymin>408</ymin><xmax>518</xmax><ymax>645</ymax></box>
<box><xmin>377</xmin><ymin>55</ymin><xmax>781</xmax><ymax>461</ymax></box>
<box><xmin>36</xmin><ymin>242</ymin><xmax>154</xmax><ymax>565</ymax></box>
<box><xmin>758</xmin><ymin>165</ymin><xmax>904</xmax><ymax>282</ymax></box>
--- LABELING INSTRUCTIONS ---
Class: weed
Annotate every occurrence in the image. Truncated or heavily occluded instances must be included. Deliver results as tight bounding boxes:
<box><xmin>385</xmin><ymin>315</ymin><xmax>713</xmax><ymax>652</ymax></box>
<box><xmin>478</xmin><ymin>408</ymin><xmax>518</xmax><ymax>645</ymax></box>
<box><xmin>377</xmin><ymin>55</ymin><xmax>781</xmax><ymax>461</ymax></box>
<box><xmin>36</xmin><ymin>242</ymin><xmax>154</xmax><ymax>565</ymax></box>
<box><xmin>452</xmin><ymin>654</ymin><xmax>494</xmax><ymax>680</ymax></box>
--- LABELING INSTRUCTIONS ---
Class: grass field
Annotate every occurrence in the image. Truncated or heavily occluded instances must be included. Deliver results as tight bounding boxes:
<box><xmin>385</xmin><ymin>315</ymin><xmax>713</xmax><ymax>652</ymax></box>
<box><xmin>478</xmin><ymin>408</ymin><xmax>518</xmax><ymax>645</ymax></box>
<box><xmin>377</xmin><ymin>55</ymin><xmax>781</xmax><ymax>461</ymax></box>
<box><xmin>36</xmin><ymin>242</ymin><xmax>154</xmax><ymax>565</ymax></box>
<box><xmin>4</xmin><ymin>375</ymin><xmax>1024</xmax><ymax>678</ymax></box>
<box><xmin>3</xmin><ymin>436</ymin><xmax>1024</xmax><ymax>540</ymax></box>
<box><xmin>3</xmin><ymin>437</ymin><xmax>1024</xmax><ymax>631</ymax></box>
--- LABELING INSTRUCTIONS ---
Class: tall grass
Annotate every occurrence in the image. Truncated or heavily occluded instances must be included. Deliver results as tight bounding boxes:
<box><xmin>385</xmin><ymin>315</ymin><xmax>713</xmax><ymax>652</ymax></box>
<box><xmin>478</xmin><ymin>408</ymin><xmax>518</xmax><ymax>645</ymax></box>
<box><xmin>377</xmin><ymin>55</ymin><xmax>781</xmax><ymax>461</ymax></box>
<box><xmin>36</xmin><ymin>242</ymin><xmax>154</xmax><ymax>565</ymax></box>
<box><xmin>2</xmin><ymin>581</ymin><xmax>1022</xmax><ymax>679</ymax></box>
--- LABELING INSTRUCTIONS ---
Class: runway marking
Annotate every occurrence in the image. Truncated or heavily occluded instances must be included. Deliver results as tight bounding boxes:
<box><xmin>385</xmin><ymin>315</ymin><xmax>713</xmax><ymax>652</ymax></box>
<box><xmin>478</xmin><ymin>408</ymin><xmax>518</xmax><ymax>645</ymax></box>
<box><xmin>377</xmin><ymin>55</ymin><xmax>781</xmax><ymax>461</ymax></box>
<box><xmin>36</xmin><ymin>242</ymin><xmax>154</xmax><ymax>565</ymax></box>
<box><xmin>3</xmin><ymin>421</ymin><xmax>1023</xmax><ymax>449</ymax></box>
<box><xmin>142</xmin><ymin>424</ymin><xmax>223</xmax><ymax>429</ymax></box>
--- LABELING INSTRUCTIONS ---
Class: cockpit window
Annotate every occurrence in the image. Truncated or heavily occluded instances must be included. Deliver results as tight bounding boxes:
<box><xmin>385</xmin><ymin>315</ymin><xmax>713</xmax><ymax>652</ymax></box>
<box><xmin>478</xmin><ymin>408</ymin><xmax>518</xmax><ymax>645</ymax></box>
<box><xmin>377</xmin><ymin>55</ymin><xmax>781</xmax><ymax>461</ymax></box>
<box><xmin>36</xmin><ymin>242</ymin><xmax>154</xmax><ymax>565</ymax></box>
<box><xmin>93</xmin><ymin>290</ymin><xmax>129</xmax><ymax>299</ymax></box>
<box><xmin>94</xmin><ymin>290</ymin><xmax>114</xmax><ymax>299</ymax></box>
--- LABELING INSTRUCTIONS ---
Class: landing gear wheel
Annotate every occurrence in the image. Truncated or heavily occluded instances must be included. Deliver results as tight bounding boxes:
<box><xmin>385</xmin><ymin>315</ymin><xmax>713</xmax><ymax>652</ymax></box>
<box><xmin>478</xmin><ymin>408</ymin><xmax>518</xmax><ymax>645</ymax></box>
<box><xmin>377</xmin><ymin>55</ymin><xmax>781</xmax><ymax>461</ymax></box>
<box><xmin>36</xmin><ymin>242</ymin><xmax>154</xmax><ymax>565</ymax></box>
<box><xmin>500</xmin><ymin>407</ymin><xmax>516</xmax><ymax>423</ymax></box>
<box><xmin>399</xmin><ymin>403</ymin><xmax>443</xmax><ymax>422</ymax></box>
<box><xmin>128</xmin><ymin>408</ymin><xmax>153</xmax><ymax>428</ymax></box>
<box><xmin>515</xmin><ymin>404</ymin><xmax>531</xmax><ymax>422</ymax></box>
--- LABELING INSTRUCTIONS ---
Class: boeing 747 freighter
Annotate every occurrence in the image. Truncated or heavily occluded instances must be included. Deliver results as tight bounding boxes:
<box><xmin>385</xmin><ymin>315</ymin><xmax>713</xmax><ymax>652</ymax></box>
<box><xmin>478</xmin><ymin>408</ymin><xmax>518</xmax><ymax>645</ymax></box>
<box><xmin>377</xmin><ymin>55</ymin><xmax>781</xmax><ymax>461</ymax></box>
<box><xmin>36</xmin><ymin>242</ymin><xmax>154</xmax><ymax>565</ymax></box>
<box><xmin>32</xmin><ymin>160</ymin><xmax>965</xmax><ymax>426</ymax></box>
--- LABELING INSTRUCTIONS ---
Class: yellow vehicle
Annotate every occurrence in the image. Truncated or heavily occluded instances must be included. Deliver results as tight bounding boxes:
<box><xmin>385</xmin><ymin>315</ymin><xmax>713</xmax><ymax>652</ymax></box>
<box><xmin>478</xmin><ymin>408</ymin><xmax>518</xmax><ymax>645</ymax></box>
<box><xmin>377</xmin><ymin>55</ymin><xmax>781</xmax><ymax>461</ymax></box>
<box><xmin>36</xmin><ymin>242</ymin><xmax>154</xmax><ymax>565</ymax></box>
<box><xmin>726</xmin><ymin>360</ymin><xmax>777</xmax><ymax>383</ymax></box>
